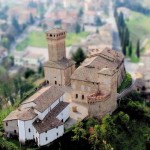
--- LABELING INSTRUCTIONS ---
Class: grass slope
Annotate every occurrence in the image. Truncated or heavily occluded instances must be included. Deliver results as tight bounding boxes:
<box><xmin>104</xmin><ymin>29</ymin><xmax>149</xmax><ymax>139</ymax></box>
<box><xmin>16</xmin><ymin>31</ymin><xmax>89</xmax><ymax>51</ymax></box>
<box><xmin>126</xmin><ymin>10</ymin><xmax>150</xmax><ymax>46</ymax></box>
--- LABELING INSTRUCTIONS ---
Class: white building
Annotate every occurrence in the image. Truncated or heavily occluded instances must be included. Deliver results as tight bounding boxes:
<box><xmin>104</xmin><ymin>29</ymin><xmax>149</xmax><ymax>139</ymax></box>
<box><xmin>3</xmin><ymin>86</ymin><xmax>69</xmax><ymax>147</ymax></box>
<box><xmin>14</xmin><ymin>46</ymin><xmax>48</xmax><ymax>71</ymax></box>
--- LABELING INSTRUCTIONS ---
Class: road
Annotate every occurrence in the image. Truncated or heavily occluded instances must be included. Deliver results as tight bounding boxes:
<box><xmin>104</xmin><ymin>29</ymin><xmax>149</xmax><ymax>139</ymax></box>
<box><xmin>106</xmin><ymin>0</ymin><xmax>121</xmax><ymax>51</ymax></box>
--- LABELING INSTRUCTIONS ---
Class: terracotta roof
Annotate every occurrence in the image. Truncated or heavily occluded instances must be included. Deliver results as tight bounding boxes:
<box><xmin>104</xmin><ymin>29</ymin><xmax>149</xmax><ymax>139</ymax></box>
<box><xmin>44</xmin><ymin>58</ymin><xmax>75</xmax><ymax>69</ymax></box>
<box><xmin>3</xmin><ymin>108</ymin><xmax>37</xmax><ymax>121</ymax></box>
<box><xmin>23</xmin><ymin>86</ymin><xmax>65</xmax><ymax>112</ymax></box>
<box><xmin>71</xmin><ymin>48</ymin><xmax>123</xmax><ymax>82</ymax></box>
<box><xmin>98</xmin><ymin>68</ymin><xmax>115</xmax><ymax>76</ymax></box>
<box><xmin>33</xmin><ymin>102</ymin><xmax>69</xmax><ymax>133</ymax></box>
<box><xmin>87</xmin><ymin>92</ymin><xmax>111</xmax><ymax>104</ymax></box>
<box><xmin>71</xmin><ymin>66</ymin><xmax>99</xmax><ymax>83</ymax></box>
<box><xmin>88</xmin><ymin>47</ymin><xmax>124</xmax><ymax>62</ymax></box>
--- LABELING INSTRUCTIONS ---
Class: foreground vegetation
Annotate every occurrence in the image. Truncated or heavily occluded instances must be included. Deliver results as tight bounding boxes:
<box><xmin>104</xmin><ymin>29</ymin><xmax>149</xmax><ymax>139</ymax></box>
<box><xmin>117</xmin><ymin>73</ymin><xmax>132</xmax><ymax>93</ymax></box>
<box><xmin>16</xmin><ymin>31</ymin><xmax>89</xmax><ymax>51</ymax></box>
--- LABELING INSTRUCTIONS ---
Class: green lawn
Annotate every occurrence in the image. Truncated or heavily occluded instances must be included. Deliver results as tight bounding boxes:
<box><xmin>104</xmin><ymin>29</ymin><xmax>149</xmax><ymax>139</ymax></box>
<box><xmin>16</xmin><ymin>31</ymin><xmax>89</xmax><ymax>51</ymax></box>
<box><xmin>16</xmin><ymin>32</ymin><xmax>47</xmax><ymax>51</ymax></box>
<box><xmin>126</xmin><ymin>10</ymin><xmax>150</xmax><ymax>46</ymax></box>
<box><xmin>66</xmin><ymin>32</ymin><xmax>89</xmax><ymax>47</ymax></box>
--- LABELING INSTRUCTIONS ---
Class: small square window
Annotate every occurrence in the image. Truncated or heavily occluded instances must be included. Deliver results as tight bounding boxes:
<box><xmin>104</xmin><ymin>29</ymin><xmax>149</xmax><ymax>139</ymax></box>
<box><xmin>76</xmin><ymin>94</ymin><xmax>78</xmax><ymax>99</ymax></box>
<box><xmin>82</xmin><ymin>95</ymin><xmax>84</xmax><ymax>100</ymax></box>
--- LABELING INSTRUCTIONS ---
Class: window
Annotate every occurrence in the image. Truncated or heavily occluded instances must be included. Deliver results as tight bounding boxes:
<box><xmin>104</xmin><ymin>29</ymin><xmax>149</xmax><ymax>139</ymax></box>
<box><xmin>14</xmin><ymin>130</ymin><xmax>16</xmax><ymax>134</ymax></box>
<box><xmin>45</xmin><ymin>131</ymin><xmax>47</xmax><ymax>133</ymax></box>
<box><xmin>76</xmin><ymin>94</ymin><xmax>78</xmax><ymax>99</ymax></box>
<box><xmin>6</xmin><ymin>122</ymin><xmax>8</xmax><ymax>126</ymax></box>
<box><xmin>55</xmin><ymin>81</ymin><xmax>57</xmax><ymax>85</ymax></box>
<box><xmin>82</xmin><ymin>95</ymin><xmax>84</xmax><ymax>100</ymax></box>
<box><xmin>46</xmin><ymin>137</ymin><xmax>48</xmax><ymax>141</ymax></box>
<box><xmin>29</xmin><ymin>128</ymin><xmax>31</xmax><ymax>132</ymax></box>
<box><xmin>57</xmin><ymin>133</ymin><xmax>58</xmax><ymax>136</ymax></box>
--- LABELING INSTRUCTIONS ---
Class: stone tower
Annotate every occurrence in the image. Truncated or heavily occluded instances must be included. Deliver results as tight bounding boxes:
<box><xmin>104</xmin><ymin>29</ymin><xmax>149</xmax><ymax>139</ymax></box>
<box><xmin>44</xmin><ymin>28</ymin><xmax>75</xmax><ymax>86</ymax></box>
<box><xmin>46</xmin><ymin>28</ymin><xmax>66</xmax><ymax>61</ymax></box>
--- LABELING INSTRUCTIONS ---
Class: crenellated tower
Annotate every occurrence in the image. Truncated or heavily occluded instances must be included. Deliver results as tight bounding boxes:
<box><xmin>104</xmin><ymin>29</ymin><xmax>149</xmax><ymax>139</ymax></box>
<box><xmin>44</xmin><ymin>28</ymin><xmax>75</xmax><ymax>86</ymax></box>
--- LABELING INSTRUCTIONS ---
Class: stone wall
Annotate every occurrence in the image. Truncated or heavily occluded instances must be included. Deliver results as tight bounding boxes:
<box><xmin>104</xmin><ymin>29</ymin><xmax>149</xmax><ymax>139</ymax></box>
<box><xmin>71</xmin><ymin>79</ymin><xmax>99</xmax><ymax>103</ymax></box>
<box><xmin>88</xmin><ymin>96</ymin><xmax>117</xmax><ymax>118</ymax></box>
<box><xmin>44</xmin><ymin>65</ymin><xmax>75</xmax><ymax>86</ymax></box>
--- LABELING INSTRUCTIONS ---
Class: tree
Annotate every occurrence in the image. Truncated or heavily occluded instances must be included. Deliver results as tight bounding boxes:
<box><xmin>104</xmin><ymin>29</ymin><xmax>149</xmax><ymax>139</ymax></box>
<box><xmin>122</xmin><ymin>43</ymin><xmax>126</xmax><ymax>56</ymax></box>
<box><xmin>29</xmin><ymin>13</ymin><xmax>34</xmax><ymax>24</ymax></box>
<box><xmin>72</xmin><ymin>47</ymin><xmax>86</xmax><ymax>67</ymax></box>
<box><xmin>1</xmin><ymin>37</ymin><xmax>10</xmax><ymax>49</ymax></box>
<box><xmin>12</xmin><ymin>16</ymin><xmax>20</xmax><ymax>34</ymax></box>
<box><xmin>24</xmin><ymin>68</ymin><xmax>35</xmax><ymax>79</ymax></box>
<box><xmin>95</xmin><ymin>16</ymin><xmax>103</xmax><ymax>26</ymax></box>
<box><xmin>75</xmin><ymin>23</ymin><xmax>81</xmax><ymax>34</ymax></box>
<box><xmin>136</xmin><ymin>39</ymin><xmax>140</xmax><ymax>58</ymax></box>
<box><xmin>78</xmin><ymin>8</ymin><xmax>84</xmax><ymax>17</ymax></box>
<box><xmin>72</xmin><ymin>121</ymin><xmax>87</xmax><ymax>143</ymax></box>
<box><xmin>128</xmin><ymin>41</ymin><xmax>132</xmax><ymax>57</ymax></box>
<box><xmin>89</xmin><ymin>125</ymin><xmax>113</xmax><ymax>150</ymax></box>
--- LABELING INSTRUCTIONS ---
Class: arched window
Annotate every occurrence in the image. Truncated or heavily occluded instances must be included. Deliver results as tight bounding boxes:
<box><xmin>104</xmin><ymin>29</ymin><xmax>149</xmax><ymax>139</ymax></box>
<box><xmin>29</xmin><ymin>128</ymin><xmax>31</xmax><ymax>132</ymax></box>
<box><xmin>6</xmin><ymin>122</ymin><xmax>8</xmax><ymax>126</ymax></box>
<box><xmin>55</xmin><ymin>81</ymin><xmax>57</xmax><ymax>85</ymax></box>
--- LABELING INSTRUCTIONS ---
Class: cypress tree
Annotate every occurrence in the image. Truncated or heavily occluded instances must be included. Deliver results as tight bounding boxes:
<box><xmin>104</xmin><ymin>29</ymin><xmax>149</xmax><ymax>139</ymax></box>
<box><xmin>123</xmin><ymin>43</ymin><xmax>126</xmax><ymax>56</ymax></box>
<box><xmin>136</xmin><ymin>40</ymin><xmax>140</xmax><ymax>58</ymax></box>
<box><xmin>129</xmin><ymin>41</ymin><xmax>132</xmax><ymax>57</ymax></box>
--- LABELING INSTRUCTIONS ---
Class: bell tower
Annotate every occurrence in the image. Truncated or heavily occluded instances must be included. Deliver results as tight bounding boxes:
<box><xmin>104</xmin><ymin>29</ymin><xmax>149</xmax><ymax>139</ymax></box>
<box><xmin>44</xmin><ymin>28</ymin><xmax>75</xmax><ymax>86</ymax></box>
<box><xmin>46</xmin><ymin>28</ymin><xmax>66</xmax><ymax>61</ymax></box>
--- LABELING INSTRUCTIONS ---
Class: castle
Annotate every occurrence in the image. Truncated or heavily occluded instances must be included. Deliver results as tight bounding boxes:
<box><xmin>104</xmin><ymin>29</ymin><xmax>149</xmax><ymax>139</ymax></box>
<box><xmin>3</xmin><ymin>28</ymin><xmax>126</xmax><ymax>146</ymax></box>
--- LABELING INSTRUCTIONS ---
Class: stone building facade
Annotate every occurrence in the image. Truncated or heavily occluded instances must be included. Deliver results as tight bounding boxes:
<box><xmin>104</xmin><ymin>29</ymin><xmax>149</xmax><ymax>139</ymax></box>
<box><xmin>44</xmin><ymin>28</ymin><xmax>75</xmax><ymax>86</ymax></box>
<box><xmin>71</xmin><ymin>48</ymin><xmax>126</xmax><ymax>118</ymax></box>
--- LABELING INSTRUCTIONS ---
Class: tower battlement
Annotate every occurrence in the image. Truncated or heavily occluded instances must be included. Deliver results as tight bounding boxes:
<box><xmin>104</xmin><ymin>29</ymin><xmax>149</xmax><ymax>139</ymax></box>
<box><xmin>46</xmin><ymin>28</ymin><xmax>66</xmax><ymax>40</ymax></box>
<box><xmin>46</xmin><ymin>28</ymin><xmax>66</xmax><ymax>61</ymax></box>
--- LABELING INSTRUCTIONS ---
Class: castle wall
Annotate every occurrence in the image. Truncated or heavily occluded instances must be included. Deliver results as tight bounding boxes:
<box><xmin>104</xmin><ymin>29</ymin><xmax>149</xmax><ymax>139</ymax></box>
<box><xmin>44</xmin><ymin>64</ymin><xmax>75</xmax><ymax>86</ymax></box>
<box><xmin>44</xmin><ymin>67</ymin><xmax>62</xmax><ymax>86</ymax></box>
<box><xmin>88</xmin><ymin>96</ymin><xmax>117</xmax><ymax>118</ymax></box>
<box><xmin>117</xmin><ymin>62</ymin><xmax>126</xmax><ymax>87</ymax></box>
<box><xmin>71</xmin><ymin>79</ymin><xmax>99</xmax><ymax>103</ymax></box>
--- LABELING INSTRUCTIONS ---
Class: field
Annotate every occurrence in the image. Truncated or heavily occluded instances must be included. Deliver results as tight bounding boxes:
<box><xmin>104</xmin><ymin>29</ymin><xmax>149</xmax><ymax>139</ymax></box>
<box><xmin>16</xmin><ymin>31</ymin><xmax>89</xmax><ymax>51</ymax></box>
<box><xmin>126</xmin><ymin>10</ymin><xmax>150</xmax><ymax>46</ymax></box>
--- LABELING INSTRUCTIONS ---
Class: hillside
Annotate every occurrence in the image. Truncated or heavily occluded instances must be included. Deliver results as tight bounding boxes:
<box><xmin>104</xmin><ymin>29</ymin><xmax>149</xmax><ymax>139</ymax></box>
<box><xmin>126</xmin><ymin>10</ymin><xmax>150</xmax><ymax>47</ymax></box>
